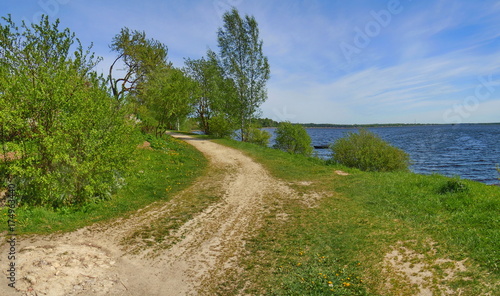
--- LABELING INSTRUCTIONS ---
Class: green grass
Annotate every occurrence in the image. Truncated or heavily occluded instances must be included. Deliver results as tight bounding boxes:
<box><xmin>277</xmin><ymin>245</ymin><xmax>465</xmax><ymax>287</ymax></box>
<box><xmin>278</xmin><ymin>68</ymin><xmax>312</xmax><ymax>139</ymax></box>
<box><xmin>215</xmin><ymin>138</ymin><xmax>499</xmax><ymax>295</ymax></box>
<box><xmin>1</xmin><ymin>134</ymin><xmax>208</xmax><ymax>235</ymax></box>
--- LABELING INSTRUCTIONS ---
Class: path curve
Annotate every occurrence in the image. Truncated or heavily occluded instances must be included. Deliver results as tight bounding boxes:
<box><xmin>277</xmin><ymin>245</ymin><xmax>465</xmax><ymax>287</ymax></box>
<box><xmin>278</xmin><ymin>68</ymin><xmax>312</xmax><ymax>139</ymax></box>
<box><xmin>0</xmin><ymin>133</ymin><xmax>299</xmax><ymax>295</ymax></box>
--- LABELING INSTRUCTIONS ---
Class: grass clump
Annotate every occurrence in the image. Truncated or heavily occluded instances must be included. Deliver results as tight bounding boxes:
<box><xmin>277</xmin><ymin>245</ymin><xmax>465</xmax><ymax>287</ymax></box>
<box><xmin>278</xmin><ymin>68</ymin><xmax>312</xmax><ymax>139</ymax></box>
<box><xmin>438</xmin><ymin>177</ymin><xmax>470</xmax><ymax>194</ymax></box>
<box><xmin>273</xmin><ymin>121</ymin><xmax>313</xmax><ymax>156</ymax></box>
<box><xmin>330</xmin><ymin>129</ymin><xmax>410</xmax><ymax>172</ymax></box>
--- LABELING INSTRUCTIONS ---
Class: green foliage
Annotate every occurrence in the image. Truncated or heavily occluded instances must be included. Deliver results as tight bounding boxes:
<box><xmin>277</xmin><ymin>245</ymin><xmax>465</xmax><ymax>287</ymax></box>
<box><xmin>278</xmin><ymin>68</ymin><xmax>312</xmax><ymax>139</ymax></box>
<box><xmin>184</xmin><ymin>50</ymin><xmax>236</xmax><ymax>135</ymax></box>
<box><xmin>142</xmin><ymin>66</ymin><xmax>195</xmax><ymax>135</ymax></box>
<box><xmin>253</xmin><ymin>117</ymin><xmax>279</xmax><ymax>127</ymax></box>
<box><xmin>247</xmin><ymin>126</ymin><xmax>271</xmax><ymax>147</ymax></box>
<box><xmin>208</xmin><ymin>114</ymin><xmax>235</xmax><ymax>138</ymax></box>
<box><xmin>0</xmin><ymin>15</ymin><xmax>134</xmax><ymax>208</ymax></box>
<box><xmin>217</xmin><ymin>8</ymin><xmax>270</xmax><ymax>141</ymax></box>
<box><xmin>330</xmin><ymin>129</ymin><xmax>411</xmax><ymax>172</ymax></box>
<box><xmin>109</xmin><ymin>27</ymin><xmax>169</xmax><ymax>102</ymax></box>
<box><xmin>273</xmin><ymin>122</ymin><xmax>313</xmax><ymax>156</ymax></box>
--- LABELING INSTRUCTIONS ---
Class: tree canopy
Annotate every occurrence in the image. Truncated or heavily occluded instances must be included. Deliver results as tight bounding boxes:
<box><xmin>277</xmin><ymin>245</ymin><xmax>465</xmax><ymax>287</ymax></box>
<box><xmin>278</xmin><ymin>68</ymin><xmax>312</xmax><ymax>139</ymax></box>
<box><xmin>217</xmin><ymin>8</ymin><xmax>270</xmax><ymax>141</ymax></box>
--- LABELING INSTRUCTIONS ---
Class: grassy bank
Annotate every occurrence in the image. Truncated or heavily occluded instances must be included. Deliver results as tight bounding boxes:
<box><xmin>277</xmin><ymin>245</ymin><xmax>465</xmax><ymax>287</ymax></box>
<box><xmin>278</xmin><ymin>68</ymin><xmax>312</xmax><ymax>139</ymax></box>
<box><xmin>1</xmin><ymin>134</ymin><xmax>208</xmax><ymax>235</ymax></box>
<box><xmin>215</xmin><ymin>138</ymin><xmax>499</xmax><ymax>295</ymax></box>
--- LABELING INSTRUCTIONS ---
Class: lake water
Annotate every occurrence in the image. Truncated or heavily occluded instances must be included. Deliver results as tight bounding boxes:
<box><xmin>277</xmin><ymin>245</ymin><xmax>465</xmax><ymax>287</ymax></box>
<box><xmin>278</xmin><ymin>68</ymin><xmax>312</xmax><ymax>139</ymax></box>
<box><xmin>265</xmin><ymin>124</ymin><xmax>500</xmax><ymax>185</ymax></box>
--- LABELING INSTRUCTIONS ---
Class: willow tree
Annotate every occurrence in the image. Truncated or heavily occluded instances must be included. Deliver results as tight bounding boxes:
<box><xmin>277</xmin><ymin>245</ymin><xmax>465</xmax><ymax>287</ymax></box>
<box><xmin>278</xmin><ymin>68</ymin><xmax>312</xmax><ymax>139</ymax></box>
<box><xmin>217</xmin><ymin>8</ymin><xmax>270</xmax><ymax>141</ymax></box>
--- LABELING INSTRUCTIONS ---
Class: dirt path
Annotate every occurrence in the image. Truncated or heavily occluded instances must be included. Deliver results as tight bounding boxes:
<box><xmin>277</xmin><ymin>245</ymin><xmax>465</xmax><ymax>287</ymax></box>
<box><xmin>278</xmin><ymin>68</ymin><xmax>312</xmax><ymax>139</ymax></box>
<box><xmin>0</xmin><ymin>133</ymin><xmax>297</xmax><ymax>295</ymax></box>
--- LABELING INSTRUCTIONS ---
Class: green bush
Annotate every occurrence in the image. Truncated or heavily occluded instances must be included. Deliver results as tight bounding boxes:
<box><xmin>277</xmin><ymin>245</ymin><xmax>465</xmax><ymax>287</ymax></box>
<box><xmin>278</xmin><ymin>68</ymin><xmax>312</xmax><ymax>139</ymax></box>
<box><xmin>208</xmin><ymin>114</ymin><xmax>235</xmax><ymax>138</ymax></box>
<box><xmin>0</xmin><ymin>16</ymin><xmax>134</xmax><ymax>208</ymax></box>
<box><xmin>273</xmin><ymin>122</ymin><xmax>313</xmax><ymax>156</ymax></box>
<box><xmin>247</xmin><ymin>126</ymin><xmax>271</xmax><ymax>147</ymax></box>
<box><xmin>330</xmin><ymin>129</ymin><xmax>410</xmax><ymax>172</ymax></box>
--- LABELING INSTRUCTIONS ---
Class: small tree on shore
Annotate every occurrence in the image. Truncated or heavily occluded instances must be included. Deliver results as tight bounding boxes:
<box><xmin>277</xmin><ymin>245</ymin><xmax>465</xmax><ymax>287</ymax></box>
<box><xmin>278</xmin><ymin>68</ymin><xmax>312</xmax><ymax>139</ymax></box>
<box><xmin>273</xmin><ymin>122</ymin><xmax>313</xmax><ymax>156</ymax></box>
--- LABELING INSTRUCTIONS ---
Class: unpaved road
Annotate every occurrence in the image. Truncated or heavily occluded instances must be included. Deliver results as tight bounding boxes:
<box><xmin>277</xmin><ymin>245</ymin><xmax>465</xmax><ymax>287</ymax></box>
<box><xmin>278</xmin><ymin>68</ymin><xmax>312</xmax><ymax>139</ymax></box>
<box><xmin>0</xmin><ymin>133</ymin><xmax>300</xmax><ymax>295</ymax></box>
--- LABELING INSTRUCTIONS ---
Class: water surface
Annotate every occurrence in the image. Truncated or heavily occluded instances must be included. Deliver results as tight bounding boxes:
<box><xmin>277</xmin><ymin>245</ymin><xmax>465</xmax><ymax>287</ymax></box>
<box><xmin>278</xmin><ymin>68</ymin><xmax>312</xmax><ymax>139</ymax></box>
<box><xmin>266</xmin><ymin>124</ymin><xmax>500</xmax><ymax>185</ymax></box>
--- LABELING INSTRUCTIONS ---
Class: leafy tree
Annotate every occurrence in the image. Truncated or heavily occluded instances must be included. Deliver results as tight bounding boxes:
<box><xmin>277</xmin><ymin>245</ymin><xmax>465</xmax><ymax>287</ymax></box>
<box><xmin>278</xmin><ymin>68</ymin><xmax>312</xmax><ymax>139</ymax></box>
<box><xmin>109</xmin><ymin>27</ymin><xmax>169</xmax><ymax>103</ymax></box>
<box><xmin>142</xmin><ymin>66</ymin><xmax>196</xmax><ymax>136</ymax></box>
<box><xmin>0</xmin><ymin>15</ymin><xmax>133</xmax><ymax>207</ymax></box>
<box><xmin>184</xmin><ymin>50</ymin><xmax>236</xmax><ymax>135</ymax></box>
<box><xmin>330</xmin><ymin>129</ymin><xmax>410</xmax><ymax>172</ymax></box>
<box><xmin>217</xmin><ymin>8</ymin><xmax>270</xmax><ymax>141</ymax></box>
<box><xmin>273</xmin><ymin>122</ymin><xmax>313</xmax><ymax>156</ymax></box>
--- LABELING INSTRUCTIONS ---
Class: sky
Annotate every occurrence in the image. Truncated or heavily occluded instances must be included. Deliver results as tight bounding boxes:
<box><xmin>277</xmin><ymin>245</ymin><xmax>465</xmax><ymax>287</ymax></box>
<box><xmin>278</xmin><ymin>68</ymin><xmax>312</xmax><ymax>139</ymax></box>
<box><xmin>2</xmin><ymin>0</ymin><xmax>500</xmax><ymax>124</ymax></box>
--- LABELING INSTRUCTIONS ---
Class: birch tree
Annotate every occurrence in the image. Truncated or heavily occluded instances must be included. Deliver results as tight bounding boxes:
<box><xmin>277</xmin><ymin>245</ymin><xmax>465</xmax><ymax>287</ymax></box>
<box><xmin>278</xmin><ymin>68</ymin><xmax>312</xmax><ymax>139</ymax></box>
<box><xmin>217</xmin><ymin>8</ymin><xmax>270</xmax><ymax>141</ymax></box>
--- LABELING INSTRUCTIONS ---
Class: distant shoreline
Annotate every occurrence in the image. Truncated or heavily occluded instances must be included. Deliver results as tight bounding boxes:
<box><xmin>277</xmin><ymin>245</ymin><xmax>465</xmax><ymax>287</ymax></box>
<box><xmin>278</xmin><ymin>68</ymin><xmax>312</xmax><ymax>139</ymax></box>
<box><xmin>263</xmin><ymin>122</ymin><xmax>500</xmax><ymax>129</ymax></box>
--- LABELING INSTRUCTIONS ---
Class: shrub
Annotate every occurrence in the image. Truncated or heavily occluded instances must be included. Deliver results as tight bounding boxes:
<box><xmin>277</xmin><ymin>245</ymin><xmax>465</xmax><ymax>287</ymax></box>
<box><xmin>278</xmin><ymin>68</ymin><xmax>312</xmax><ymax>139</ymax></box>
<box><xmin>273</xmin><ymin>122</ymin><xmax>313</xmax><ymax>156</ymax></box>
<box><xmin>208</xmin><ymin>114</ymin><xmax>235</xmax><ymax>138</ymax></box>
<box><xmin>330</xmin><ymin>129</ymin><xmax>410</xmax><ymax>172</ymax></box>
<box><xmin>247</xmin><ymin>126</ymin><xmax>271</xmax><ymax>147</ymax></box>
<box><xmin>438</xmin><ymin>177</ymin><xmax>470</xmax><ymax>194</ymax></box>
<box><xmin>0</xmin><ymin>16</ymin><xmax>134</xmax><ymax>208</ymax></box>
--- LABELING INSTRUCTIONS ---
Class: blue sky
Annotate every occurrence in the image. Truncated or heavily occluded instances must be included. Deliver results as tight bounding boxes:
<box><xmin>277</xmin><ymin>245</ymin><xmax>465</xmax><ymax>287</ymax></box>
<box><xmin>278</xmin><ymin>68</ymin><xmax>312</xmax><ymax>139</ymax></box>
<box><xmin>3</xmin><ymin>0</ymin><xmax>500</xmax><ymax>124</ymax></box>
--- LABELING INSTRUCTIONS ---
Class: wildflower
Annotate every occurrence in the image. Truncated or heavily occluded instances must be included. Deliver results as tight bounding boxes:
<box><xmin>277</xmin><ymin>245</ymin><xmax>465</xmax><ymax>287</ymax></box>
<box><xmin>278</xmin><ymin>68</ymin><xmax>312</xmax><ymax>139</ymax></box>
<box><xmin>343</xmin><ymin>282</ymin><xmax>351</xmax><ymax>287</ymax></box>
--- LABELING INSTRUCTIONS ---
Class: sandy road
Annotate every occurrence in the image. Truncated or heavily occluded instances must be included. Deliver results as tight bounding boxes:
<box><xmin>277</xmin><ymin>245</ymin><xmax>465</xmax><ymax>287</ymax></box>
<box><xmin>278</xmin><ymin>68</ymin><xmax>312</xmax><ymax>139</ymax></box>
<box><xmin>0</xmin><ymin>133</ymin><xmax>297</xmax><ymax>295</ymax></box>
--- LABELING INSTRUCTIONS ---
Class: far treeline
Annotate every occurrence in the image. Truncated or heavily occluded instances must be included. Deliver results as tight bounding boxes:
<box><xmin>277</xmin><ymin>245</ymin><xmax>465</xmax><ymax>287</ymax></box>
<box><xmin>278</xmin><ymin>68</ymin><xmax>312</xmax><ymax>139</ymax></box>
<box><xmin>0</xmin><ymin>8</ymin><xmax>270</xmax><ymax>208</ymax></box>
<box><xmin>254</xmin><ymin>119</ymin><xmax>500</xmax><ymax>128</ymax></box>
